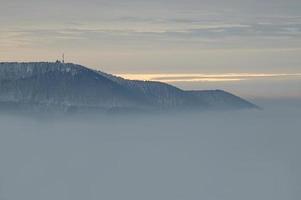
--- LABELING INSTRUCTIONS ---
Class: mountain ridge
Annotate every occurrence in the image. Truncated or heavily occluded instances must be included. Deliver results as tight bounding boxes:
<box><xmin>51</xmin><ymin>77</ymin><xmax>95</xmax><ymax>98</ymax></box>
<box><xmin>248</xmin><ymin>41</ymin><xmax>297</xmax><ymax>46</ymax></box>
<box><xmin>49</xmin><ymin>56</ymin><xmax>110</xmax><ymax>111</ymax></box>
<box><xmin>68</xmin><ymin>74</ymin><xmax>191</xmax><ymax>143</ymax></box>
<box><xmin>0</xmin><ymin>62</ymin><xmax>258</xmax><ymax>114</ymax></box>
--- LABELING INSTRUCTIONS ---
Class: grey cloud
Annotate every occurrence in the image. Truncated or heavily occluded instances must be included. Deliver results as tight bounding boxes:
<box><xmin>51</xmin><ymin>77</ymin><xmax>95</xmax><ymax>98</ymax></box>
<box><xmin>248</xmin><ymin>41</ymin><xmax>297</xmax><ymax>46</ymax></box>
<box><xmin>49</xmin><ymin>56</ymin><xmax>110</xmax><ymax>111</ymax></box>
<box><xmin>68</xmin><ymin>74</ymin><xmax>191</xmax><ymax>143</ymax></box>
<box><xmin>3</xmin><ymin>22</ymin><xmax>301</xmax><ymax>43</ymax></box>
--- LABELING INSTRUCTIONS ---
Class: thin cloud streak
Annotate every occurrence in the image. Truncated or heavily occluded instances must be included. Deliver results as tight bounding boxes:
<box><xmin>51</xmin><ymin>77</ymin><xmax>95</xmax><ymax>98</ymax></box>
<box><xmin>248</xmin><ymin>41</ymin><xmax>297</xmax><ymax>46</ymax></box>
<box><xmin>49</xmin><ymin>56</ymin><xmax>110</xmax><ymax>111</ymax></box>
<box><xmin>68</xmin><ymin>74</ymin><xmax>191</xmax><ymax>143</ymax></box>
<box><xmin>1</xmin><ymin>21</ymin><xmax>301</xmax><ymax>48</ymax></box>
<box><xmin>117</xmin><ymin>73</ymin><xmax>301</xmax><ymax>82</ymax></box>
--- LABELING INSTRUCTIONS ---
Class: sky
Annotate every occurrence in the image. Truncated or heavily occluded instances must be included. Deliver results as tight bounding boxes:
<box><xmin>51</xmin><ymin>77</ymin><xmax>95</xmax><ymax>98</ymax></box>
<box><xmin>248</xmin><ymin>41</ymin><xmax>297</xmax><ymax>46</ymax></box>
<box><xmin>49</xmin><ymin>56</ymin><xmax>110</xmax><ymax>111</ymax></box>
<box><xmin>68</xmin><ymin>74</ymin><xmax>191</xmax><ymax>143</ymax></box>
<box><xmin>0</xmin><ymin>0</ymin><xmax>301</xmax><ymax>99</ymax></box>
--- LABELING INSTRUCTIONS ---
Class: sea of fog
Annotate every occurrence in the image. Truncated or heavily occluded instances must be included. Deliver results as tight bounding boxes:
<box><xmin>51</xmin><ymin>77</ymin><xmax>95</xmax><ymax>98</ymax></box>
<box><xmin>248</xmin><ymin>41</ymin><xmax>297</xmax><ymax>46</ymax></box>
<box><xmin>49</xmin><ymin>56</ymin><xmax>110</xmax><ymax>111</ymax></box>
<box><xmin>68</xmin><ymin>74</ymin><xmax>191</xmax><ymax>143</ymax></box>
<box><xmin>0</xmin><ymin>100</ymin><xmax>300</xmax><ymax>200</ymax></box>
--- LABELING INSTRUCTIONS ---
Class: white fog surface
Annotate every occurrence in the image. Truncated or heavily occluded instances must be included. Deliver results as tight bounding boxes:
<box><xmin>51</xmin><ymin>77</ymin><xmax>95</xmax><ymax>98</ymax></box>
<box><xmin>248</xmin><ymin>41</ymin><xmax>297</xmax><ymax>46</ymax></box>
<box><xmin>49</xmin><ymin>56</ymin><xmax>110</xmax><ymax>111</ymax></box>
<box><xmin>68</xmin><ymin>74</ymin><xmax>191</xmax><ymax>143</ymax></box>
<box><xmin>0</xmin><ymin>101</ymin><xmax>300</xmax><ymax>200</ymax></box>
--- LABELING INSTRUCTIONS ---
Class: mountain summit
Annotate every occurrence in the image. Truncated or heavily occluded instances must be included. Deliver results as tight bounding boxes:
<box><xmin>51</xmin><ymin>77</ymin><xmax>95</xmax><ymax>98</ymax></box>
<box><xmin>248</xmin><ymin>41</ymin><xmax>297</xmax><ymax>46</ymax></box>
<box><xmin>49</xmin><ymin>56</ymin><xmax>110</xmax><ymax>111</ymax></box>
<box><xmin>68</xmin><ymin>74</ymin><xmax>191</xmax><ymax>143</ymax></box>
<box><xmin>0</xmin><ymin>62</ymin><xmax>258</xmax><ymax>113</ymax></box>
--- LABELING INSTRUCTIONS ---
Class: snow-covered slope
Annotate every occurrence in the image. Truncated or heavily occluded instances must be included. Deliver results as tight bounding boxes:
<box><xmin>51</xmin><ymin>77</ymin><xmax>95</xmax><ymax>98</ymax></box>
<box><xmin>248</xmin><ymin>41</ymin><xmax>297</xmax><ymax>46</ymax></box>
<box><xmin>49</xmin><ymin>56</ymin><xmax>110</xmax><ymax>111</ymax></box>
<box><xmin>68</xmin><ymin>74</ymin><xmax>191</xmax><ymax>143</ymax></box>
<box><xmin>97</xmin><ymin>70</ymin><xmax>257</xmax><ymax>110</ymax></box>
<box><xmin>0</xmin><ymin>62</ymin><xmax>257</xmax><ymax>113</ymax></box>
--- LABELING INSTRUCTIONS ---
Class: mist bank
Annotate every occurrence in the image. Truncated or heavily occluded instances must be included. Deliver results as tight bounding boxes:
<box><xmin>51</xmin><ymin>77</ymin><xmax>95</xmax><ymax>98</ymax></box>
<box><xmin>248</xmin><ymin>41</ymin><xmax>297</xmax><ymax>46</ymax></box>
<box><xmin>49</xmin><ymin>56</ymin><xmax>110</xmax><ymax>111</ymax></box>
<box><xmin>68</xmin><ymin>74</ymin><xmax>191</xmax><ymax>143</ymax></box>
<box><xmin>0</xmin><ymin>99</ymin><xmax>300</xmax><ymax>200</ymax></box>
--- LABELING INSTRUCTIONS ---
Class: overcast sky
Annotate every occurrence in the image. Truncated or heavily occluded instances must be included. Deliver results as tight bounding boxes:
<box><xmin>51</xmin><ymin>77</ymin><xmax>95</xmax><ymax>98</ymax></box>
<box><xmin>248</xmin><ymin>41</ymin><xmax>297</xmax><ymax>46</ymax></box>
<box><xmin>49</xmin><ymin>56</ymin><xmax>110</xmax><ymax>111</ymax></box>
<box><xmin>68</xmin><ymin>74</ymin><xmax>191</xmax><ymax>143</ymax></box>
<box><xmin>0</xmin><ymin>0</ymin><xmax>300</xmax><ymax>98</ymax></box>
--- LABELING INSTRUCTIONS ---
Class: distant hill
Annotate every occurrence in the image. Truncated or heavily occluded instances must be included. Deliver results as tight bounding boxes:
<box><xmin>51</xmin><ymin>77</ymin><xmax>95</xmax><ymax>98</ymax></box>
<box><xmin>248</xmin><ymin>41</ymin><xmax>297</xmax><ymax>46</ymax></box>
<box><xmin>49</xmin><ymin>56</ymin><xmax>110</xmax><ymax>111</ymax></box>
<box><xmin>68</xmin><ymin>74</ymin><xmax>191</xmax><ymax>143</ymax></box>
<box><xmin>0</xmin><ymin>62</ymin><xmax>258</xmax><ymax>114</ymax></box>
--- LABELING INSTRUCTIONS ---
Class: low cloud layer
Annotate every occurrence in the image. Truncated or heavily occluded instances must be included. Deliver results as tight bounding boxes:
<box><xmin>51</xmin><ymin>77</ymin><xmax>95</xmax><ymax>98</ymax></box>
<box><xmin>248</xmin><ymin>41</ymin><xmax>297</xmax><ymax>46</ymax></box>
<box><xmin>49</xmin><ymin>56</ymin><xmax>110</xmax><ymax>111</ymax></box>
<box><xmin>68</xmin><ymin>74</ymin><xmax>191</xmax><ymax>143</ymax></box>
<box><xmin>0</xmin><ymin>101</ymin><xmax>300</xmax><ymax>200</ymax></box>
